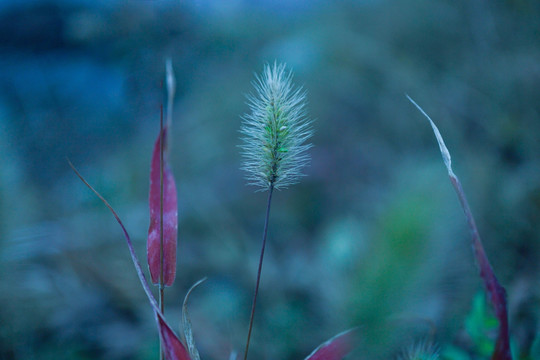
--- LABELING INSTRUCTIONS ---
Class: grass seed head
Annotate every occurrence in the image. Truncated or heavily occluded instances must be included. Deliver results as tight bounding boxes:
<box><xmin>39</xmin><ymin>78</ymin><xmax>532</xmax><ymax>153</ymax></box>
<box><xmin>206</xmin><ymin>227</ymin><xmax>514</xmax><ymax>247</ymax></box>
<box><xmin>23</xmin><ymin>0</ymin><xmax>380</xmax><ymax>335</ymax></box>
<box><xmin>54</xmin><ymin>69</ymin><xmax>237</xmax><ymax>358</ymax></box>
<box><xmin>240</xmin><ymin>62</ymin><xmax>313</xmax><ymax>190</ymax></box>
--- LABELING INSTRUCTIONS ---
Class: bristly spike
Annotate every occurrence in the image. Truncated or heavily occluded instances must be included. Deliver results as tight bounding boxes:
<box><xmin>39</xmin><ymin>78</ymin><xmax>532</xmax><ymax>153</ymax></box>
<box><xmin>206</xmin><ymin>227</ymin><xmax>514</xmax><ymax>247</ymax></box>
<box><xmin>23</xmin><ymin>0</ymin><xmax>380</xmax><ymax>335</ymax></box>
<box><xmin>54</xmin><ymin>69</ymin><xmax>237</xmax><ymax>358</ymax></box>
<box><xmin>240</xmin><ymin>62</ymin><xmax>313</xmax><ymax>191</ymax></box>
<box><xmin>241</xmin><ymin>63</ymin><xmax>314</xmax><ymax>360</ymax></box>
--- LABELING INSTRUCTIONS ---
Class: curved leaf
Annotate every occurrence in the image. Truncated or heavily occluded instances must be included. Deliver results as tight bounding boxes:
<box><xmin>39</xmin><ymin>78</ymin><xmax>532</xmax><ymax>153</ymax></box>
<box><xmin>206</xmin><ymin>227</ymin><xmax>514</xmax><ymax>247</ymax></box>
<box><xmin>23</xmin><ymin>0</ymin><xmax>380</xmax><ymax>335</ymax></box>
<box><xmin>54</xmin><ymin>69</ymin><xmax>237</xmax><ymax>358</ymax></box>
<box><xmin>407</xmin><ymin>96</ymin><xmax>512</xmax><ymax>360</ymax></box>
<box><xmin>182</xmin><ymin>278</ymin><xmax>207</xmax><ymax>360</ymax></box>
<box><xmin>157</xmin><ymin>311</ymin><xmax>192</xmax><ymax>360</ymax></box>
<box><xmin>69</xmin><ymin>161</ymin><xmax>189</xmax><ymax>360</ymax></box>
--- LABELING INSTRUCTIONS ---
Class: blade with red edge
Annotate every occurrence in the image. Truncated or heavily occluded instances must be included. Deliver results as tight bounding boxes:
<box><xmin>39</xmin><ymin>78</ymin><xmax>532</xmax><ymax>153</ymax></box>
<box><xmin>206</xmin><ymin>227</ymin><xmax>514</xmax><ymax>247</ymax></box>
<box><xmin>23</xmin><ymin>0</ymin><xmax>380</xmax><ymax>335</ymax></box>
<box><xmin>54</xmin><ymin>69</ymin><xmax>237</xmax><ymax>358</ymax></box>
<box><xmin>147</xmin><ymin>126</ymin><xmax>178</xmax><ymax>286</ymax></box>
<box><xmin>69</xmin><ymin>161</ymin><xmax>189</xmax><ymax>359</ymax></box>
<box><xmin>407</xmin><ymin>95</ymin><xmax>512</xmax><ymax>360</ymax></box>
<box><xmin>157</xmin><ymin>311</ymin><xmax>192</xmax><ymax>360</ymax></box>
<box><xmin>305</xmin><ymin>329</ymin><xmax>356</xmax><ymax>360</ymax></box>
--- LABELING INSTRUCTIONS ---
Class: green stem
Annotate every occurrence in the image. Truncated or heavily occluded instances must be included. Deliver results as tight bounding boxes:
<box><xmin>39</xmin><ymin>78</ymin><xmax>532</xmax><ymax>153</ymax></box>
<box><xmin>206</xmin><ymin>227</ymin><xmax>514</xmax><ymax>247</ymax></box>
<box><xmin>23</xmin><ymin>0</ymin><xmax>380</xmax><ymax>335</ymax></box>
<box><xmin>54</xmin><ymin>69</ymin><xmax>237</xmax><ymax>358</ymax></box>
<box><xmin>243</xmin><ymin>184</ymin><xmax>274</xmax><ymax>360</ymax></box>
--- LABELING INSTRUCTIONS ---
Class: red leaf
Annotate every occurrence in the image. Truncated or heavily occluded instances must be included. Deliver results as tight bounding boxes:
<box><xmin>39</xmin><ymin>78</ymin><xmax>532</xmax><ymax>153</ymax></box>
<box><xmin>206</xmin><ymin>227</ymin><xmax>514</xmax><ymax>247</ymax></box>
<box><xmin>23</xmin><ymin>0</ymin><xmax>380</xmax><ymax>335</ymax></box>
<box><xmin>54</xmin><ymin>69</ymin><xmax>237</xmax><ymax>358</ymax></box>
<box><xmin>157</xmin><ymin>310</ymin><xmax>191</xmax><ymax>360</ymax></box>
<box><xmin>305</xmin><ymin>329</ymin><xmax>356</xmax><ymax>360</ymax></box>
<box><xmin>148</xmin><ymin>127</ymin><xmax>178</xmax><ymax>286</ymax></box>
<box><xmin>70</xmin><ymin>161</ymin><xmax>188</xmax><ymax>359</ymax></box>
<box><xmin>407</xmin><ymin>96</ymin><xmax>512</xmax><ymax>360</ymax></box>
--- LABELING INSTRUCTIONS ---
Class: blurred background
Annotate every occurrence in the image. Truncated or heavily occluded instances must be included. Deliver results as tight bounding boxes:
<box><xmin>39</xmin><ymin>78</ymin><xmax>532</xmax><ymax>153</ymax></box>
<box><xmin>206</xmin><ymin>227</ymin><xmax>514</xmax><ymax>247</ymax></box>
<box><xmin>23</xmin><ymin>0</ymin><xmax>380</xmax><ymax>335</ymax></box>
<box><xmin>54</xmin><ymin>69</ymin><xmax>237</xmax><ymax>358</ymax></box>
<box><xmin>1</xmin><ymin>0</ymin><xmax>539</xmax><ymax>359</ymax></box>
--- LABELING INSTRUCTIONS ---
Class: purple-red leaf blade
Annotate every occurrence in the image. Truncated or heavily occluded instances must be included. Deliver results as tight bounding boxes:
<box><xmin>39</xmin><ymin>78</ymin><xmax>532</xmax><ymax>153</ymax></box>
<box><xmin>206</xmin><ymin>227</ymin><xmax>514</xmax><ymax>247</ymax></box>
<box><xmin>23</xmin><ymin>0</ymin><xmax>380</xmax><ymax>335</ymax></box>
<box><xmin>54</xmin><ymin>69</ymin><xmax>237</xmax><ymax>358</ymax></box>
<box><xmin>157</xmin><ymin>311</ymin><xmax>192</xmax><ymax>360</ymax></box>
<box><xmin>69</xmin><ymin>161</ymin><xmax>190</xmax><ymax>360</ymax></box>
<box><xmin>148</xmin><ymin>127</ymin><xmax>178</xmax><ymax>286</ymax></box>
<box><xmin>69</xmin><ymin>160</ymin><xmax>158</xmax><ymax>309</ymax></box>
<box><xmin>451</xmin><ymin>179</ymin><xmax>511</xmax><ymax>360</ymax></box>
<box><xmin>407</xmin><ymin>96</ymin><xmax>511</xmax><ymax>360</ymax></box>
<box><xmin>305</xmin><ymin>329</ymin><xmax>356</xmax><ymax>360</ymax></box>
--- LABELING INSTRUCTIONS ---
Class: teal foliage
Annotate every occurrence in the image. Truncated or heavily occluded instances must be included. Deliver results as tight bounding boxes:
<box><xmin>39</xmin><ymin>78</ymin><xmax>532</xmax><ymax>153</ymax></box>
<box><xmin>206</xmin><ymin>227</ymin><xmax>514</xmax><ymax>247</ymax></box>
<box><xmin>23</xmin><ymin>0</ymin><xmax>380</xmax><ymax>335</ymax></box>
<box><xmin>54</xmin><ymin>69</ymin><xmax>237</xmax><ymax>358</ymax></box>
<box><xmin>1</xmin><ymin>0</ymin><xmax>538</xmax><ymax>359</ymax></box>
<box><xmin>464</xmin><ymin>292</ymin><xmax>498</xmax><ymax>357</ymax></box>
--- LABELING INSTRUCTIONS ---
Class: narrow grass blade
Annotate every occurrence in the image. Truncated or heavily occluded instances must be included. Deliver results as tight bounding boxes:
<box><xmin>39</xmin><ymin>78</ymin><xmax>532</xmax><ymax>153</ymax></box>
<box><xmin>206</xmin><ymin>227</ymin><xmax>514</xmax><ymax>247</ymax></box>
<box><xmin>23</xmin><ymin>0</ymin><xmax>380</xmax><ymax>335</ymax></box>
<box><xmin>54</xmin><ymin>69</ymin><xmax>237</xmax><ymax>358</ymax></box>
<box><xmin>68</xmin><ymin>160</ymin><xmax>158</xmax><ymax>309</ymax></box>
<box><xmin>148</xmin><ymin>126</ymin><xmax>178</xmax><ymax>286</ymax></box>
<box><xmin>407</xmin><ymin>96</ymin><xmax>512</xmax><ymax>360</ymax></box>
<box><xmin>157</xmin><ymin>311</ymin><xmax>192</xmax><ymax>360</ymax></box>
<box><xmin>69</xmin><ymin>161</ymin><xmax>190</xmax><ymax>360</ymax></box>
<box><xmin>304</xmin><ymin>329</ymin><xmax>356</xmax><ymax>360</ymax></box>
<box><xmin>182</xmin><ymin>278</ymin><xmax>207</xmax><ymax>360</ymax></box>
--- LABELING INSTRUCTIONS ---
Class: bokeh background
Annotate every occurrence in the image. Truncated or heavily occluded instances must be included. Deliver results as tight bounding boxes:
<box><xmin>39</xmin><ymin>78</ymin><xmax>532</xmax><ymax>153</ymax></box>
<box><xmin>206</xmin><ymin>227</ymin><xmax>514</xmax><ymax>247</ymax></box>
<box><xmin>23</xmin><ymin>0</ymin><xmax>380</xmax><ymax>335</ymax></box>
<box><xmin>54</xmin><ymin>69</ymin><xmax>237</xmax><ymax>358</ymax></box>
<box><xmin>1</xmin><ymin>0</ymin><xmax>539</xmax><ymax>359</ymax></box>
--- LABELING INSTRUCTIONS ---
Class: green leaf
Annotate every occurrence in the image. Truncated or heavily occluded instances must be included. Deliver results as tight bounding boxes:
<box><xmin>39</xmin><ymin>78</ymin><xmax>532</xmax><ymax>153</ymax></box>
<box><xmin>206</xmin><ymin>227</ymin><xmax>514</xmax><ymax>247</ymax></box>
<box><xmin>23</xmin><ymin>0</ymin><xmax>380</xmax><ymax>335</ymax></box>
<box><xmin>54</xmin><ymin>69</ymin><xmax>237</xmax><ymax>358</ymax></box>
<box><xmin>465</xmin><ymin>292</ymin><xmax>497</xmax><ymax>357</ymax></box>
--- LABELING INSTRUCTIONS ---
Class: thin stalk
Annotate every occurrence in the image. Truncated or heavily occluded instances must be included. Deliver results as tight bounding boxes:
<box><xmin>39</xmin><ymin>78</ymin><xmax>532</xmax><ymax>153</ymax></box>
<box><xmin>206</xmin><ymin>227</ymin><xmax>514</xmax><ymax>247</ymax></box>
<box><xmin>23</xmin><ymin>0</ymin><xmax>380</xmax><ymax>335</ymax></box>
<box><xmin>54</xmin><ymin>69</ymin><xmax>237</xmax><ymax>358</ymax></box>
<box><xmin>159</xmin><ymin>104</ymin><xmax>165</xmax><ymax>360</ymax></box>
<box><xmin>449</xmin><ymin>174</ymin><xmax>510</xmax><ymax>358</ymax></box>
<box><xmin>243</xmin><ymin>185</ymin><xmax>274</xmax><ymax>360</ymax></box>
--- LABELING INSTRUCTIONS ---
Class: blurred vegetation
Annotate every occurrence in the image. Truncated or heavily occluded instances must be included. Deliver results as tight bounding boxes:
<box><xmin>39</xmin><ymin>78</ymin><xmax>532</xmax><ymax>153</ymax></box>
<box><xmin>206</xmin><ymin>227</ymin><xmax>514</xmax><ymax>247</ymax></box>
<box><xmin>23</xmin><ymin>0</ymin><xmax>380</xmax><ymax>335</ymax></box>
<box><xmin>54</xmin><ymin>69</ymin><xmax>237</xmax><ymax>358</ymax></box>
<box><xmin>1</xmin><ymin>0</ymin><xmax>539</xmax><ymax>359</ymax></box>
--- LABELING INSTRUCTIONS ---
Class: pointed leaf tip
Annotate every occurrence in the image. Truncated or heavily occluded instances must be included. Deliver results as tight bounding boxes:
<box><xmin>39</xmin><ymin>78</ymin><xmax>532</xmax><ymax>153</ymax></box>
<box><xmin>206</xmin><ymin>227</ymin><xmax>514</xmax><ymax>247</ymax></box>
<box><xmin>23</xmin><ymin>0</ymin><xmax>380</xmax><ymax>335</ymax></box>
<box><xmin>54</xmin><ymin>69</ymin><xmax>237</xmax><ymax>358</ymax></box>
<box><xmin>70</xmin><ymin>156</ymin><xmax>187</xmax><ymax>360</ymax></box>
<box><xmin>69</xmin><ymin>160</ymin><xmax>159</xmax><ymax>309</ymax></box>
<box><xmin>157</xmin><ymin>311</ymin><xmax>191</xmax><ymax>360</ymax></box>
<box><xmin>407</xmin><ymin>96</ymin><xmax>512</xmax><ymax>360</ymax></box>
<box><xmin>182</xmin><ymin>278</ymin><xmax>207</xmax><ymax>360</ymax></box>
<box><xmin>148</xmin><ymin>127</ymin><xmax>178</xmax><ymax>286</ymax></box>
<box><xmin>166</xmin><ymin>58</ymin><xmax>176</xmax><ymax>99</ymax></box>
<box><xmin>406</xmin><ymin>95</ymin><xmax>453</xmax><ymax>176</ymax></box>
<box><xmin>305</xmin><ymin>329</ymin><xmax>356</xmax><ymax>360</ymax></box>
